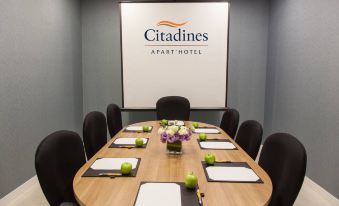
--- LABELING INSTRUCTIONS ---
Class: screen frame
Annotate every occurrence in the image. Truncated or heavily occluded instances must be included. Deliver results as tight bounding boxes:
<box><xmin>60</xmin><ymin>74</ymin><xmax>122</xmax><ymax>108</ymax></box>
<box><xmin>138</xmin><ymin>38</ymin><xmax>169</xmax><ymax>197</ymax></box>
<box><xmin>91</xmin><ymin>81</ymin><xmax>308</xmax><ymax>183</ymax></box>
<box><xmin>119</xmin><ymin>0</ymin><xmax>230</xmax><ymax>111</ymax></box>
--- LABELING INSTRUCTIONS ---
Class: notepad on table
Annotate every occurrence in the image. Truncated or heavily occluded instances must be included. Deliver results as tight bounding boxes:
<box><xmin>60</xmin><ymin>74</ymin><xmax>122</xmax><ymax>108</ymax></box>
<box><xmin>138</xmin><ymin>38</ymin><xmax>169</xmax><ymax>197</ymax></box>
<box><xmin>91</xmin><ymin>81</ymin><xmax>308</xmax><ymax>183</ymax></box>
<box><xmin>113</xmin><ymin>138</ymin><xmax>148</xmax><ymax>145</ymax></box>
<box><xmin>199</xmin><ymin>141</ymin><xmax>236</xmax><ymax>150</ymax></box>
<box><xmin>90</xmin><ymin>158</ymin><xmax>139</xmax><ymax>170</ymax></box>
<box><xmin>206</xmin><ymin>166</ymin><xmax>260</xmax><ymax>182</ymax></box>
<box><xmin>82</xmin><ymin>157</ymin><xmax>141</xmax><ymax>177</ymax></box>
<box><xmin>194</xmin><ymin>128</ymin><xmax>220</xmax><ymax>134</ymax></box>
<box><xmin>134</xmin><ymin>183</ymin><xmax>181</xmax><ymax>206</ymax></box>
<box><xmin>202</xmin><ymin>161</ymin><xmax>262</xmax><ymax>183</ymax></box>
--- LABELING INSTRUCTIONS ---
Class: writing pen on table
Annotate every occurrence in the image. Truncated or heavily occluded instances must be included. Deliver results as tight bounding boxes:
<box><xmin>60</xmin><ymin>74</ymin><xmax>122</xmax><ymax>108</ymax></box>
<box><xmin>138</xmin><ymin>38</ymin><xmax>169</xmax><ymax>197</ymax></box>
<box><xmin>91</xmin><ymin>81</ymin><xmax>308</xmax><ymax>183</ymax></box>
<box><xmin>196</xmin><ymin>188</ymin><xmax>203</xmax><ymax>205</ymax></box>
<box><xmin>98</xmin><ymin>172</ymin><xmax>122</xmax><ymax>178</ymax></box>
<box><xmin>118</xmin><ymin>145</ymin><xmax>136</xmax><ymax>149</ymax></box>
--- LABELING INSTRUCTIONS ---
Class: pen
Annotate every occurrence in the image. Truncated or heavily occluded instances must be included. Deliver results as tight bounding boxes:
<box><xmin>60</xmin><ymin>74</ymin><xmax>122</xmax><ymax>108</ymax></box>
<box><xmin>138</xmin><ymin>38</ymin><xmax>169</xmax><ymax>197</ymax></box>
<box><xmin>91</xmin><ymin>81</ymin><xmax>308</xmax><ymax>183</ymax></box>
<box><xmin>196</xmin><ymin>189</ymin><xmax>202</xmax><ymax>205</ymax></box>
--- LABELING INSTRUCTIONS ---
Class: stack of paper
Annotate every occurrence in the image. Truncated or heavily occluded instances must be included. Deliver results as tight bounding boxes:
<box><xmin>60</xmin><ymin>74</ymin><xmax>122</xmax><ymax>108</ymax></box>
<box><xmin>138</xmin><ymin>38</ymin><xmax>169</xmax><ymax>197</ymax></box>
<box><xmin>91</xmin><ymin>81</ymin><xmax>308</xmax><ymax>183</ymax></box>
<box><xmin>206</xmin><ymin>166</ymin><xmax>260</xmax><ymax>182</ymax></box>
<box><xmin>135</xmin><ymin>183</ymin><xmax>182</xmax><ymax>206</ymax></box>
<box><xmin>200</xmin><ymin>141</ymin><xmax>236</xmax><ymax>149</ymax></box>
<box><xmin>90</xmin><ymin>158</ymin><xmax>138</xmax><ymax>170</ymax></box>
<box><xmin>194</xmin><ymin>128</ymin><xmax>220</xmax><ymax>134</ymax></box>
<box><xmin>114</xmin><ymin>138</ymin><xmax>148</xmax><ymax>145</ymax></box>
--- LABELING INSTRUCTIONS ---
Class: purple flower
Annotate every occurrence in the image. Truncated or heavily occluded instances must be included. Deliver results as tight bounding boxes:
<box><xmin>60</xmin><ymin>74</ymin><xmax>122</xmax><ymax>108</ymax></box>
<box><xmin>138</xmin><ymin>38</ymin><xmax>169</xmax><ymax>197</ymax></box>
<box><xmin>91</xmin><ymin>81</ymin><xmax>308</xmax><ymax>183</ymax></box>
<box><xmin>159</xmin><ymin>127</ymin><xmax>192</xmax><ymax>143</ymax></box>
<box><xmin>167</xmin><ymin>135</ymin><xmax>176</xmax><ymax>143</ymax></box>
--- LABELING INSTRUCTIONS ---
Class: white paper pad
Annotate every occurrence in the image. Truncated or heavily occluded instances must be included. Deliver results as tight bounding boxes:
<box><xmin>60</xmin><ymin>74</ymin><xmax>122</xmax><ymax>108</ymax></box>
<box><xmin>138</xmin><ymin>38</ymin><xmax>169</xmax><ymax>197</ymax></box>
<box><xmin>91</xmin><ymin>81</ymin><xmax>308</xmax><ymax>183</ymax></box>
<box><xmin>168</xmin><ymin>120</ymin><xmax>185</xmax><ymax>126</ymax></box>
<box><xmin>200</xmin><ymin>141</ymin><xmax>236</xmax><ymax>149</ymax></box>
<box><xmin>194</xmin><ymin>128</ymin><xmax>220</xmax><ymax>134</ymax></box>
<box><xmin>125</xmin><ymin>126</ymin><xmax>152</xmax><ymax>131</ymax></box>
<box><xmin>90</xmin><ymin>158</ymin><xmax>138</xmax><ymax>170</ymax></box>
<box><xmin>114</xmin><ymin>138</ymin><xmax>148</xmax><ymax>145</ymax></box>
<box><xmin>206</xmin><ymin>166</ymin><xmax>260</xmax><ymax>182</ymax></box>
<box><xmin>135</xmin><ymin>183</ymin><xmax>181</xmax><ymax>206</ymax></box>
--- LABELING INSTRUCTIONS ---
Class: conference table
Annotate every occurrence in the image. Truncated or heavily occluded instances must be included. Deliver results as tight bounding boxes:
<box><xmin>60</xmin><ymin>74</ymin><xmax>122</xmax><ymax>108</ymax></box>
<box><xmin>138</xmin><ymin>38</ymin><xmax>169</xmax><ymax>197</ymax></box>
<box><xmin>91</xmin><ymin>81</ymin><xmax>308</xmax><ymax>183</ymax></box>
<box><xmin>73</xmin><ymin>121</ymin><xmax>272</xmax><ymax>206</ymax></box>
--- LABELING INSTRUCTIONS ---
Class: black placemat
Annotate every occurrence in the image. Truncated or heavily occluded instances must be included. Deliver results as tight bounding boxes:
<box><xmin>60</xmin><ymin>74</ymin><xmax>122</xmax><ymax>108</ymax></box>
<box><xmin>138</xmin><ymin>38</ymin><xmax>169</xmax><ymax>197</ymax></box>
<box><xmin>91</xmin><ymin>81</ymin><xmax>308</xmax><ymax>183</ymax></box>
<box><xmin>197</xmin><ymin>139</ymin><xmax>238</xmax><ymax>150</ymax></box>
<box><xmin>109</xmin><ymin>137</ymin><xmax>149</xmax><ymax>149</ymax></box>
<box><xmin>123</xmin><ymin>126</ymin><xmax>153</xmax><ymax>133</ymax></box>
<box><xmin>133</xmin><ymin>182</ymin><xmax>202</xmax><ymax>206</ymax></box>
<box><xmin>192</xmin><ymin>127</ymin><xmax>221</xmax><ymax>134</ymax></box>
<box><xmin>201</xmin><ymin>161</ymin><xmax>263</xmax><ymax>183</ymax></box>
<box><xmin>82</xmin><ymin>157</ymin><xmax>141</xmax><ymax>177</ymax></box>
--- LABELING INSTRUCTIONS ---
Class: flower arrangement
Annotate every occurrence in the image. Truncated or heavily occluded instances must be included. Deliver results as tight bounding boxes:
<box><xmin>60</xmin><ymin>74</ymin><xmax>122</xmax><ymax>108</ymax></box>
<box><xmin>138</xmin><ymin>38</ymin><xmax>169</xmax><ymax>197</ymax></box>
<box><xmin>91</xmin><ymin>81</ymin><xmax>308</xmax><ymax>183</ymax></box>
<box><xmin>158</xmin><ymin>125</ymin><xmax>192</xmax><ymax>143</ymax></box>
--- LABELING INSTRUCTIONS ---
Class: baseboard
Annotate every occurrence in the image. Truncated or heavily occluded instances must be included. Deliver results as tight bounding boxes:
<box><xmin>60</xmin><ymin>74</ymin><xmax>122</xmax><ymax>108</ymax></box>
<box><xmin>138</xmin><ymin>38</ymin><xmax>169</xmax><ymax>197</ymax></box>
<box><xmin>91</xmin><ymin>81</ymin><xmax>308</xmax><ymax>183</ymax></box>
<box><xmin>0</xmin><ymin>176</ymin><xmax>38</xmax><ymax>205</ymax></box>
<box><xmin>296</xmin><ymin>177</ymin><xmax>339</xmax><ymax>205</ymax></box>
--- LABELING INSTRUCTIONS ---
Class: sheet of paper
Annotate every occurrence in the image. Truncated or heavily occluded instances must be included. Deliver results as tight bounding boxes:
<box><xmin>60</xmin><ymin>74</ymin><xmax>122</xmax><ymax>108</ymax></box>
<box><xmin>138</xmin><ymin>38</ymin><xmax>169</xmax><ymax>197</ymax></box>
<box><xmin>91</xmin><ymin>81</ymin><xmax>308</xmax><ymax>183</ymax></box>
<box><xmin>206</xmin><ymin>166</ymin><xmax>260</xmax><ymax>182</ymax></box>
<box><xmin>194</xmin><ymin>128</ymin><xmax>220</xmax><ymax>134</ymax></box>
<box><xmin>114</xmin><ymin>138</ymin><xmax>148</xmax><ymax>145</ymax></box>
<box><xmin>168</xmin><ymin>120</ymin><xmax>185</xmax><ymax>126</ymax></box>
<box><xmin>125</xmin><ymin>126</ymin><xmax>152</xmax><ymax>131</ymax></box>
<box><xmin>135</xmin><ymin>183</ymin><xmax>181</xmax><ymax>206</ymax></box>
<box><xmin>200</xmin><ymin>141</ymin><xmax>236</xmax><ymax>149</ymax></box>
<box><xmin>90</xmin><ymin>158</ymin><xmax>138</xmax><ymax>170</ymax></box>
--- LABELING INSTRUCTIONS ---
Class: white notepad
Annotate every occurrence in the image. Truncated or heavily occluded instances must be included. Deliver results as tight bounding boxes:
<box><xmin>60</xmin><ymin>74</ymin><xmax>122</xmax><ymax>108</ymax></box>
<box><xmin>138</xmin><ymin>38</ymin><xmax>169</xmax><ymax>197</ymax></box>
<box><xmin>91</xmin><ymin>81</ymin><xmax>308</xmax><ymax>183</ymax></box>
<box><xmin>206</xmin><ymin>166</ymin><xmax>260</xmax><ymax>182</ymax></box>
<box><xmin>135</xmin><ymin>183</ymin><xmax>182</xmax><ymax>206</ymax></box>
<box><xmin>90</xmin><ymin>158</ymin><xmax>138</xmax><ymax>170</ymax></box>
<box><xmin>125</xmin><ymin>126</ymin><xmax>152</xmax><ymax>131</ymax></box>
<box><xmin>194</xmin><ymin>128</ymin><xmax>220</xmax><ymax>134</ymax></box>
<box><xmin>200</xmin><ymin>141</ymin><xmax>236</xmax><ymax>149</ymax></box>
<box><xmin>168</xmin><ymin>120</ymin><xmax>185</xmax><ymax>126</ymax></box>
<box><xmin>114</xmin><ymin>138</ymin><xmax>148</xmax><ymax>145</ymax></box>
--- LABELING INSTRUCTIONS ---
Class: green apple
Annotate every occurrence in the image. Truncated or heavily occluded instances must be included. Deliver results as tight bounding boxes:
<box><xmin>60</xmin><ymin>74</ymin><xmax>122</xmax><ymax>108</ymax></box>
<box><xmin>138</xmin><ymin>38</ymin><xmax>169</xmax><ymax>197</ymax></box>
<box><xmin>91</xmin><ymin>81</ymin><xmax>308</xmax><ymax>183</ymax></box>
<box><xmin>161</xmin><ymin>119</ymin><xmax>168</xmax><ymax>126</ymax></box>
<box><xmin>135</xmin><ymin>138</ymin><xmax>144</xmax><ymax>147</ymax></box>
<box><xmin>185</xmin><ymin>172</ymin><xmax>198</xmax><ymax>189</ymax></box>
<box><xmin>192</xmin><ymin>122</ymin><xmax>199</xmax><ymax>128</ymax></box>
<box><xmin>143</xmin><ymin>125</ymin><xmax>150</xmax><ymax>132</ymax></box>
<box><xmin>204</xmin><ymin>153</ymin><xmax>216</xmax><ymax>165</ymax></box>
<box><xmin>121</xmin><ymin>162</ymin><xmax>132</xmax><ymax>175</ymax></box>
<box><xmin>199</xmin><ymin>133</ymin><xmax>207</xmax><ymax>141</ymax></box>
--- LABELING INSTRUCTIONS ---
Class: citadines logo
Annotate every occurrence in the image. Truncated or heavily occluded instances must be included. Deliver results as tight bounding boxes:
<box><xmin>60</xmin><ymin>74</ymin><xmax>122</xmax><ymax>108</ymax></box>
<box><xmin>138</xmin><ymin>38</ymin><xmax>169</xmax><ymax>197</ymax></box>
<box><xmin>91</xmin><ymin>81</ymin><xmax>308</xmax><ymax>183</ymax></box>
<box><xmin>144</xmin><ymin>20</ymin><xmax>208</xmax><ymax>42</ymax></box>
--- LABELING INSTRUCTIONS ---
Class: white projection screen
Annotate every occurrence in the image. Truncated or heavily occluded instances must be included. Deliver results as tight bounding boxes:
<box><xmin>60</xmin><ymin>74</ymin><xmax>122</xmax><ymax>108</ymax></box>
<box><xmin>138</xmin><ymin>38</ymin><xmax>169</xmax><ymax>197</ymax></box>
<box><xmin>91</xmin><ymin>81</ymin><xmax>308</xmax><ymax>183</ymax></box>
<box><xmin>120</xmin><ymin>1</ymin><xmax>229</xmax><ymax>109</ymax></box>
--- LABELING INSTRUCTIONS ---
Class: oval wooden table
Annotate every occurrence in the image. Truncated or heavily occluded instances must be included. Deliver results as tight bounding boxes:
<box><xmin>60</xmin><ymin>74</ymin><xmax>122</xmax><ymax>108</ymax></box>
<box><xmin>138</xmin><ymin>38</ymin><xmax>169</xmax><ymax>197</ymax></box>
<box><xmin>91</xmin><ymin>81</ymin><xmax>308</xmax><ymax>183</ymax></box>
<box><xmin>73</xmin><ymin>121</ymin><xmax>272</xmax><ymax>206</ymax></box>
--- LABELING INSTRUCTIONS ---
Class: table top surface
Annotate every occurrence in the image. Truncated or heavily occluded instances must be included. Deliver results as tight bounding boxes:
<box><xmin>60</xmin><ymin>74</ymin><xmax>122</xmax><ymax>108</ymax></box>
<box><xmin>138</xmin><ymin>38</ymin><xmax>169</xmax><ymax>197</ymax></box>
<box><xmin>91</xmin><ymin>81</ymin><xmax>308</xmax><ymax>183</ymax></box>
<box><xmin>73</xmin><ymin>121</ymin><xmax>272</xmax><ymax>206</ymax></box>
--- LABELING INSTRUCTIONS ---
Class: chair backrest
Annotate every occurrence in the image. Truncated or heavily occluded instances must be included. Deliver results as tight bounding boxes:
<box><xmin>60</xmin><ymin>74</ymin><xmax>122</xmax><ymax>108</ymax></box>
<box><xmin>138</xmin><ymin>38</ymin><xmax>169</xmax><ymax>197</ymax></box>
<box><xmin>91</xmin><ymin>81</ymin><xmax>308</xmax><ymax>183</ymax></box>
<box><xmin>35</xmin><ymin>131</ymin><xmax>86</xmax><ymax>206</ymax></box>
<box><xmin>156</xmin><ymin>96</ymin><xmax>190</xmax><ymax>120</ymax></box>
<box><xmin>83</xmin><ymin>111</ymin><xmax>107</xmax><ymax>159</ymax></box>
<box><xmin>235</xmin><ymin>120</ymin><xmax>263</xmax><ymax>160</ymax></box>
<box><xmin>220</xmin><ymin>108</ymin><xmax>239</xmax><ymax>139</ymax></box>
<box><xmin>259</xmin><ymin>133</ymin><xmax>307</xmax><ymax>206</ymax></box>
<box><xmin>106</xmin><ymin>104</ymin><xmax>123</xmax><ymax>137</ymax></box>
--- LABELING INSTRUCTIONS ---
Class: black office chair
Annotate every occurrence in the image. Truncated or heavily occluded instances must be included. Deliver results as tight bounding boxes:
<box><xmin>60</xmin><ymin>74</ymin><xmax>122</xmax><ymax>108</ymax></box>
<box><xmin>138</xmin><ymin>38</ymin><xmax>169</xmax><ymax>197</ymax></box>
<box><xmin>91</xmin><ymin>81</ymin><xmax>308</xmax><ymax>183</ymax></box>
<box><xmin>156</xmin><ymin>96</ymin><xmax>190</xmax><ymax>120</ymax></box>
<box><xmin>235</xmin><ymin>120</ymin><xmax>263</xmax><ymax>160</ymax></box>
<box><xmin>83</xmin><ymin>111</ymin><xmax>107</xmax><ymax>159</ymax></box>
<box><xmin>220</xmin><ymin>108</ymin><xmax>239</xmax><ymax>139</ymax></box>
<box><xmin>35</xmin><ymin>131</ymin><xmax>86</xmax><ymax>206</ymax></box>
<box><xmin>259</xmin><ymin>133</ymin><xmax>307</xmax><ymax>206</ymax></box>
<box><xmin>106</xmin><ymin>104</ymin><xmax>123</xmax><ymax>137</ymax></box>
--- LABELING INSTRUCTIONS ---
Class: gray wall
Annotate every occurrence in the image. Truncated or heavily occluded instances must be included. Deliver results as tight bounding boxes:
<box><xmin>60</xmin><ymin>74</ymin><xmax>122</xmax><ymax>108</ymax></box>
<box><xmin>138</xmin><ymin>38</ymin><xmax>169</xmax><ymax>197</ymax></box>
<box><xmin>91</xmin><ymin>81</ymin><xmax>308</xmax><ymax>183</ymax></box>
<box><xmin>0</xmin><ymin>0</ymin><xmax>83</xmax><ymax>197</ymax></box>
<box><xmin>264</xmin><ymin>0</ymin><xmax>339</xmax><ymax>197</ymax></box>
<box><xmin>81</xmin><ymin>0</ymin><xmax>269</xmax><ymax>127</ymax></box>
<box><xmin>228</xmin><ymin>0</ymin><xmax>269</xmax><ymax>125</ymax></box>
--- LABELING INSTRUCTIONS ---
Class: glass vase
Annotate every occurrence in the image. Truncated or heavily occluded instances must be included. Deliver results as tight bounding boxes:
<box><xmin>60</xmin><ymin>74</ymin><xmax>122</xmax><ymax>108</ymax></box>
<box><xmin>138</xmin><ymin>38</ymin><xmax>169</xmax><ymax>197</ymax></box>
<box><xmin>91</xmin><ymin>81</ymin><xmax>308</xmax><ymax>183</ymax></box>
<box><xmin>166</xmin><ymin>140</ymin><xmax>182</xmax><ymax>155</ymax></box>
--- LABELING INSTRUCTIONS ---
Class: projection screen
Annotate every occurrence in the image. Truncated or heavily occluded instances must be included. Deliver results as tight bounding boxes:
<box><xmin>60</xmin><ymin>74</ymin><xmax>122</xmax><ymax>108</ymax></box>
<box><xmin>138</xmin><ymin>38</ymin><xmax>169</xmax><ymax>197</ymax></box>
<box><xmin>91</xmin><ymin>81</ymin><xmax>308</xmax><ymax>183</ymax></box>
<box><xmin>120</xmin><ymin>1</ymin><xmax>230</xmax><ymax>109</ymax></box>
